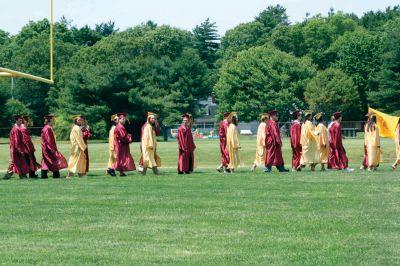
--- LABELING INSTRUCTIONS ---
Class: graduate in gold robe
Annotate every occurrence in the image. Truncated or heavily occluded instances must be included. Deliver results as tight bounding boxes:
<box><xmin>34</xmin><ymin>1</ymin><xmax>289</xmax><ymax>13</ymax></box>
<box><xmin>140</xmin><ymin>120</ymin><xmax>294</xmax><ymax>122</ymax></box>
<box><xmin>314</xmin><ymin>112</ymin><xmax>328</xmax><ymax>171</ymax></box>
<box><xmin>140</xmin><ymin>112</ymin><xmax>161</xmax><ymax>175</ymax></box>
<box><xmin>251</xmin><ymin>113</ymin><xmax>269</xmax><ymax>171</ymax></box>
<box><xmin>392</xmin><ymin>118</ymin><xmax>400</xmax><ymax>170</ymax></box>
<box><xmin>106</xmin><ymin>114</ymin><xmax>118</xmax><ymax>176</ymax></box>
<box><xmin>226</xmin><ymin>112</ymin><xmax>241</xmax><ymax>172</ymax></box>
<box><xmin>362</xmin><ymin>112</ymin><xmax>381</xmax><ymax>171</ymax></box>
<box><xmin>300</xmin><ymin>110</ymin><xmax>320</xmax><ymax>171</ymax></box>
<box><xmin>67</xmin><ymin>115</ymin><xmax>87</xmax><ymax>177</ymax></box>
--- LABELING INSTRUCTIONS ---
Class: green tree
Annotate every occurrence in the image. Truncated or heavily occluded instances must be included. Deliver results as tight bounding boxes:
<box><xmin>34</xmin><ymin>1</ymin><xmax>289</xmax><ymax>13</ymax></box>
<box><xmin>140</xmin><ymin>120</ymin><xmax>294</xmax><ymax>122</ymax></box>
<box><xmin>361</xmin><ymin>6</ymin><xmax>400</xmax><ymax>31</ymax></box>
<box><xmin>219</xmin><ymin>5</ymin><xmax>288</xmax><ymax>60</ymax></box>
<box><xmin>367</xmin><ymin>18</ymin><xmax>400</xmax><ymax>113</ymax></box>
<box><xmin>214</xmin><ymin>46</ymin><xmax>316</xmax><ymax>122</ymax></box>
<box><xmin>193</xmin><ymin>18</ymin><xmax>220</xmax><ymax>68</ymax></box>
<box><xmin>304</xmin><ymin>68</ymin><xmax>361</xmax><ymax>119</ymax></box>
<box><xmin>331</xmin><ymin>30</ymin><xmax>384</xmax><ymax>113</ymax></box>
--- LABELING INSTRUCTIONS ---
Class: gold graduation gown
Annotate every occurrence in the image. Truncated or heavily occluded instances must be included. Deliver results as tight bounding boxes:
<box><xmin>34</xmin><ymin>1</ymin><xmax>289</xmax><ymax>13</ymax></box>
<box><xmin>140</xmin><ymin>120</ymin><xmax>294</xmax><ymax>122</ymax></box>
<box><xmin>316</xmin><ymin>123</ymin><xmax>329</xmax><ymax>164</ymax></box>
<box><xmin>68</xmin><ymin>125</ymin><xmax>87</xmax><ymax>174</ymax></box>
<box><xmin>364</xmin><ymin>125</ymin><xmax>381</xmax><ymax>167</ymax></box>
<box><xmin>227</xmin><ymin>123</ymin><xmax>241</xmax><ymax>170</ymax></box>
<box><xmin>141</xmin><ymin>123</ymin><xmax>161</xmax><ymax>168</ymax></box>
<box><xmin>300</xmin><ymin>120</ymin><xmax>321</xmax><ymax>165</ymax></box>
<box><xmin>107</xmin><ymin>125</ymin><xmax>116</xmax><ymax>168</ymax></box>
<box><xmin>254</xmin><ymin>122</ymin><xmax>267</xmax><ymax>166</ymax></box>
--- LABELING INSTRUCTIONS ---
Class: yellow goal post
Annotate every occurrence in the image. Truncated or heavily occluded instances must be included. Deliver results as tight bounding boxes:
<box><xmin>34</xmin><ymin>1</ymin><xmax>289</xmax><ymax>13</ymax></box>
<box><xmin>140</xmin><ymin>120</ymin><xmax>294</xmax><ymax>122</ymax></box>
<box><xmin>0</xmin><ymin>0</ymin><xmax>54</xmax><ymax>85</ymax></box>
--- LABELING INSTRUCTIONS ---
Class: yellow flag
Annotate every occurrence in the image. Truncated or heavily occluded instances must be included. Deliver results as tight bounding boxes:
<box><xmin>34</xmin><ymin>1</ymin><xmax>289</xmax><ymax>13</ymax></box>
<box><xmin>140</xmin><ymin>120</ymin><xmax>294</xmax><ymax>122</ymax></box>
<box><xmin>368</xmin><ymin>107</ymin><xmax>400</xmax><ymax>139</ymax></box>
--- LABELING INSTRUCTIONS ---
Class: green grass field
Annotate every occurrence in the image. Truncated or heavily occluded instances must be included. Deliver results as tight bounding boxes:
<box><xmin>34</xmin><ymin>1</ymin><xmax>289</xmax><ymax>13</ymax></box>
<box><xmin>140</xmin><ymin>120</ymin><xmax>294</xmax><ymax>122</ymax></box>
<box><xmin>0</xmin><ymin>136</ymin><xmax>399</xmax><ymax>265</ymax></box>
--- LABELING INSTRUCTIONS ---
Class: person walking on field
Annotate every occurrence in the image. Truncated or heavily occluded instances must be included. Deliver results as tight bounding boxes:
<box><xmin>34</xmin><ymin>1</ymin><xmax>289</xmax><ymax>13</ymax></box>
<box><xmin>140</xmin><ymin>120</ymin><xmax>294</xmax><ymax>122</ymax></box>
<box><xmin>41</xmin><ymin>114</ymin><xmax>68</xmax><ymax>179</ymax></box>
<box><xmin>314</xmin><ymin>112</ymin><xmax>328</xmax><ymax>171</ymax></box>
<box><xmin>361</xmin><ymin>112</ymin><xmax>382</xmax><ymax>171</ymax></box>
<box><xmin>392</xmin><ymin>118</ymin><xmax>400</xmax><ymax>170</ymax></box>
<box><xmin>4</xmin><ymin>115</ymin><xmax>30</xmax><ymax>179</ymax></box>
<box><xmin>21</xmin><ymin>116</ymin><xmax>40</xmax><ymax>178</ymax></box>
<box><xmin>81</xmin><ymin>115</ymin><xmax>91</xmax><ymax>173</ymax></box>
<box><xmin>107</xmin><ymin>114</ymin><xmax>118</xmax><ymax>176</ymax></box>
<box><xmin>140</xmin><ymin>112</ymin><xmax>161</xmax><ymax>176</ymax></box>
<box><xmin>114</xmin><ymin>113</ymin><xmax>136</xmax><ymax>176</ymax></box>
<box><xmin>299</xmin><ymin>111</ymin><xmax>320</xmax><ymax>171</ymax></box>
<box><xmin>217</xmin><ymin>112</ymin><xmax>231</xmax><ymax>173</ymax></box>
<box><xmin>177</xmin><ymin>114</ymin><xmax>196</xmax><ymax>174</ymax></box>
<box><xmin>264</xmin><ymin>110</ymin><xmax>289</xmax><ymax>173</ymax></box>
<box><xmin>328</xmin><ymin>112</ymin><xmax>353</xmax><ymax>171</ymax></box>
<box><xmin>290</xmin><ymin>110</ymin><xmax>302</xmax><ymax>172</ymax></box>
<box><xmin>251</xmin><ymin>113</ymin><xmax>269</xmax><ymax>172</ymax></box>
<box><xmin>226</xmin><ymin>112</ymin><xmax>241</xmax><ymax>173</ymax></box>
<box><xmin>67</xmin><ymin>115</ymin><xmax>87</xmax><ymax>178</ymax></box>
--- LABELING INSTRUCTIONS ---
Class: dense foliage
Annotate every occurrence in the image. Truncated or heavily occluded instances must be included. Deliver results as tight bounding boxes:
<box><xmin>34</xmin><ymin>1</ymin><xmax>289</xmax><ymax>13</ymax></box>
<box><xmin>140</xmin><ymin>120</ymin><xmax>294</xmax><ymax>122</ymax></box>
<box><xmin>0</xmin><ymin>5</ymin><xmax>399</xmax><ymax>137</ymax></box>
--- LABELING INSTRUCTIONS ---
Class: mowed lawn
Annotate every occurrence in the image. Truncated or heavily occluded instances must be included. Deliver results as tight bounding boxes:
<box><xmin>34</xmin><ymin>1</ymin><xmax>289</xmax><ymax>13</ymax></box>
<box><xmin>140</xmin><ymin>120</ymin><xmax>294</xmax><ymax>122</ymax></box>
<box><xmin>0</xmin><ymin>136</ymin><xmax>399</xmax><ymax>265</ymax></box>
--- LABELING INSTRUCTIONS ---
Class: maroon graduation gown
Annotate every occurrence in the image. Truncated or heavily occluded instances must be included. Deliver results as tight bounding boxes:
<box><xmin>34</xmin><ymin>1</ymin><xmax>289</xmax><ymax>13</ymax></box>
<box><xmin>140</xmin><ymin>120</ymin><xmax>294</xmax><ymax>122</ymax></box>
<box><xmin>21</xmin><ymin>126</ymin><xmax>40</xmax><ymax>172</ymax></box>
<box><xmin>82</xmin><ymin>127</ymin><xmax>91</xmax><ymax>172</ymax></box>
<box><xmin>9</xmin><ymin>125</ymin><xmax>29</xmax><ymax>175</ymax></box>
<box><xmin>177</xmin><ymin>124</ymin><xmax>196</xmax><ymax>172</ymax></box>
<box><xmin>290</xmin><ymin>121</ymin><xmax>302</xmax><ymax>169</ymax></box>
<box><xmin>41</xmin><ymin>125</ymin><xmax>68</xmax><ymax>172</ymax></box>
<box><xmin>219</xmin><ymin>119</ymin><xmax>230</xmax><ymax>167</ymax></box>
<box><xmin>114</xmin><ymin>123</ymin><xmax>136</xmax><ymax>172</ymax></box>
<box><xmin>328</xmin><ymin>122</ymin><xmax>348</xmax><ymax>169</ymax></box>
<box><xmin>265</xmin><ymin>120</ymin><xmax>284</xmax><ymax>166</ymax></box>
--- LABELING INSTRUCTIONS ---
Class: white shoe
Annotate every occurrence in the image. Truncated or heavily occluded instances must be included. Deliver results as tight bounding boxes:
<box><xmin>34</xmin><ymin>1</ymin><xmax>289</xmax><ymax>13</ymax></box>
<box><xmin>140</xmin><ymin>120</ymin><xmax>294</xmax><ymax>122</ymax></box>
<box><xmin>344</xmin><ymin>168</ymin><xmax>354</xmax><ymax>172</ymax></box>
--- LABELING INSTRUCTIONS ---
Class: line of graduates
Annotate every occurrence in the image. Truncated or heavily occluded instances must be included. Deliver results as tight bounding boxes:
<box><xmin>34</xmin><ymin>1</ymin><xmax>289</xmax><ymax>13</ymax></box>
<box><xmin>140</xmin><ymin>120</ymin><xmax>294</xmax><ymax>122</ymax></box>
<box><xmin>217</xmin><ymin>110</ymin><xmax>400</xmax><ymax>173</ymax></box>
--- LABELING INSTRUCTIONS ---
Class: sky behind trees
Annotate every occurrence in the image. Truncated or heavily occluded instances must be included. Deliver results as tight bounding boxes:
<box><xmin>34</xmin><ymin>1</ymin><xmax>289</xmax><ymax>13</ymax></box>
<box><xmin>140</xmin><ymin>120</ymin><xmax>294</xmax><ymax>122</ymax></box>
<box><xmin>1</xmin><ymin>0</ymin><xmax>399</xmax><ymax>35</ymax></box>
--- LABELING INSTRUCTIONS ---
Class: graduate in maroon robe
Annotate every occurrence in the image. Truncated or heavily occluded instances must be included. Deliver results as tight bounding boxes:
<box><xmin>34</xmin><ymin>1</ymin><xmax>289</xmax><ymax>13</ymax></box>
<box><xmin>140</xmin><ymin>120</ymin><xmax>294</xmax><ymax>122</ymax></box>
<box><xmin>328</xmin><ymin>112</ymin><xmax>351</xmax><ymax>171</ymax></box>
<box><xmin>4</xmin><ymin>115</ymin><xmax>30</xmax><ymax>179</ymax></box>
<box><xmin>177</xmin><ymin>114</ymin><xmax>196</xmax><ymax>174</ymax></box>
<box><xmin>41</xmin><ymin>115</ymin><xmax>68</xmax><ymax>178</ymax></box>
<box><xmin>264</xmin><ymin>110</ymin><xmax>289</xmax><ymax>172</ymax></box>
<box><xmin>290</xmin><ymin>110</ymin><xmax>302</xmax><ymax>171</ymax></box>
<box><xmin>81</xmin><ymin>115</ymin><xmax>91</xmax><ymax>173</ymax></box>
<box><xmin>21</xmin><ymin>116</ymin><xmax>40</xmax><ymax>178</ymax></box>
<box><xmin>217</xmin><ymin>112</ymin><xmax>231</xmax><ymax>173</ymax></box>
<box><xmin>114</xmin><ymin>113</ymin><xmax>136</xmax><ymax>176</ymax></box>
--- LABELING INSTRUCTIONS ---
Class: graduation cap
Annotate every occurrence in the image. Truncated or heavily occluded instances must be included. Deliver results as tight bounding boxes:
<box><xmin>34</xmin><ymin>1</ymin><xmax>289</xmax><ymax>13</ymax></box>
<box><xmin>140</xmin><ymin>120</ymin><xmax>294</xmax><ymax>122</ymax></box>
<box><xmin>314</xmin><ymin>112</ymin><xmax>323</xmax><ymax>120</ymax></box>
<box><xmin>223</xmin><ymin>112</ymin><xmax>231</xmax><ymax>118</ymax></box>
<box><xmin>44</xmin><ymin>114</ymin><xmax>55</xmax><ymax>119</ymax></box>
<box><xmin>116</xmin><ymin>112</ymin><xmax>127</xmax><ymax>118</ymax></box>
<box><xmin>147</xmin><ymin>112</ymin><xmax>157</xmax><ymax>118</ymax></box>
<box><xmin>268</xmin><ymin>110</ymin><xmax>278</xmax><ymax>116</ymax></box>
<box><xmin>260</xmin><ymin>113</ymin><xmax>269</xmax><ymax>120</ymax></box>
<box><xmin>14</xmin><ymin>114</ymin><xmax>23</xmax><ymax>121</ymax></box>
<box><xmin>365</xmin><ymin>112</ymin><xmax>376</xmax><ymax>118</ymax></box>
<box><xmin>333</xmin><ymin>112</ymin><xmax>342</xmax><ymax>119</ymax></box>
<box><xmin>291</xmin><ymin>110</ymin><xmax>301</xmax><ymax>119</ymax></box>
<box><xmin>182</xmin><ymin>114</ymin><xmax>191</xmax><ymax>120</ymax></box>
<box><xmin>228</xmin><ymin>112</ymin><xmax>238</xmax><ymax>120</ymax></box>
<box><xmin>110</xmin><ymin>114</ymin><xmax>118</xmax><ymax>121</ymax></box>
<box><xmin>304</xmin><ymin>110</ymin><xmax>313</xmax><ymax>117</ymax></box>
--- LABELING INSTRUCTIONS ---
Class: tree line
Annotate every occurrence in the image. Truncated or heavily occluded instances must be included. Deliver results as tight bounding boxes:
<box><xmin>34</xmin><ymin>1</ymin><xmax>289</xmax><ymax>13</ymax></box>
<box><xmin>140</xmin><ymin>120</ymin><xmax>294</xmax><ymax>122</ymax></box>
<box><xmin>0</xmin><ymin>5</ymin><xmax>399</xmax><ymax>139</ymax></box>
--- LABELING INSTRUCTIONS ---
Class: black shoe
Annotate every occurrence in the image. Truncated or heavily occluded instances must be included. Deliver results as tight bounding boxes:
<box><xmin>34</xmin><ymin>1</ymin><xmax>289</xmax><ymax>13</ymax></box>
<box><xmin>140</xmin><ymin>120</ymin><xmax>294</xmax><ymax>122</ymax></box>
<box><xmin>3</xmin><ymin>174</ymin><xmax>12</xmax><ymax>180</ymax></box>
<box><xmin>120</xmin><ymin>172</ymin><xmax>127</xmax><ymax>177</ymax></box>
<box><xmin>184</xmin><ymin>171</ymin><xmax>191</xmax><ymax>174</ymax></box>
<box><xmin>178</xmin><ymin>171</ymin><xmax>184</xmax><ymax>175</ymax></box>
<box><xmin>263</xmin><ymin>166</ymin><xmax>272</xmax><ymax>173</ymax></box>
<box><xmin>107</xmin><ymin>169</ymin><xmax>116</xmax><ymax>177</ymax></box>
<box><xmin>277</xmin><ymin>165</ymin><xmax>289</xmax><ymax>172</ymax></box>
<box><xmin>19</xmin><ymin>174</ymin><xmax>27</xmax><ymax>179</ymax></box>
<box><xmin>29</xmin><ymin>172</ymin><xmax>39</xmax><ymax>178</ymax></box>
